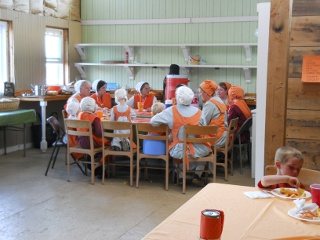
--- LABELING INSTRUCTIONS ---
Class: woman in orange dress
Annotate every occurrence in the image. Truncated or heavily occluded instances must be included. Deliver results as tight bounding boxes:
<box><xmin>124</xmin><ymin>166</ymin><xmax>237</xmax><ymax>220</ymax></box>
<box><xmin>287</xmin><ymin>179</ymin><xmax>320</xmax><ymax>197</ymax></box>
<box><xmin>217</xmin><ymin>82</ymin><xmax>232</xmax><ymax>111</ymax></box>
<box><xmin>127</xmin><ymin>82</ymin><xmax>157</xmax><ymax>112</ymax></box>
<box><xmin>90</xmin><ymin>79</ymin><xmax>112</xmax><ymax>110</ymax></box>
<box><xmin>228</xmin><ymin>85</ymin><xmax>252</xmax><ymax>143</ymax></box>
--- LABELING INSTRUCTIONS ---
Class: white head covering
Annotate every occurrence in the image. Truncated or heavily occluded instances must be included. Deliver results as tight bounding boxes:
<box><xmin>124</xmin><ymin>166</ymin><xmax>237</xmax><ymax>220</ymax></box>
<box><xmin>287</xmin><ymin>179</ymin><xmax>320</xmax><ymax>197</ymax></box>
<box><xmin>74</xmin><ymin>80</ymin><xmax>86</xmax><ymax>93</ymax></box>
<box><xmin>135</xmin><ymin>81</ymin><xmax>147</xmax><ymax>93</ymax></box>
<box><xmin>66</xmin><ymin>101</ymin><xmax>80</xmax><ymax>118</ymax></box>
<box><xmin>114</xmin><ymin>88</ymin><xmax>128</xmax><ymax>105</ymax></box>
<box><xmin>80</xmin><ymin>97</ymin><xmax>96</xmax><ymax>113</ymax></box>
<box><xmin>92</xmin><ymin>79</ymin><xmax>105</xmax><ymax>92</ymax></box>
<box><xmin>176</xmin><ymin>86</ymin><xmax>194</xmax><ymax>105</ymax></box>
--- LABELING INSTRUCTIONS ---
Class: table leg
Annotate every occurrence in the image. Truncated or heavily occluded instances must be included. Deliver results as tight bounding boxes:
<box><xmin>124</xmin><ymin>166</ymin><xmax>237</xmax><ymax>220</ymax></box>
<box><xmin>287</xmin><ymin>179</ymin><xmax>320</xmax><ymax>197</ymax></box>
<box><xmin>40</xmin><ymin>100</ymin><xmax>47</xmax><ymax>152</ymax></box>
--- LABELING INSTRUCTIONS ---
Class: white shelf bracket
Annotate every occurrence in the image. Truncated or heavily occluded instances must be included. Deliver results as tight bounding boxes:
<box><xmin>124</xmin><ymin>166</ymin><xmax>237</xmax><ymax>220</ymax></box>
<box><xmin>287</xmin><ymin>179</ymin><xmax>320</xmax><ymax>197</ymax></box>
<box><xmin>124</xmin><ymin>66</ymin><xmax>134</xmax><ymax>80</ymax></box>
<box><xmin>124</xmin><ymin>46</ymin><xmax>135</xmax><ymax>62</ymax></box>
<box><xmin>243</xmin><ymin>45</ymin><xmax>252</xmax><ymax>62</ymax></box>
<box><xmin>243</xmin><ymin>67</ymin><xmax>251</xmax><ymax>84</ymax></box>
<box><xmin>180</xmin><ymin>46</ymin><xmax>191</xmax><ymax>62</ymax></box>
<box><xmin>75</xmin><ymin>45</ymin><xmax>85</xmax><ymax>60</ymax></box>
<box><xmin>75</xmin><ymin>64</ymin><xmax>86</xmax><ymax>78</ymax></box>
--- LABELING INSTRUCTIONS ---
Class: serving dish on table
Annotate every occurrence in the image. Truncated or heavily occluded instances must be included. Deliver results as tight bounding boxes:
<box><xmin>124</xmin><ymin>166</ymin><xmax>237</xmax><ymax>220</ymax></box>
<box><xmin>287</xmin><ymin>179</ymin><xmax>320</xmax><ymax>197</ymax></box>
<box><xmin>270</xmin><ymin>188</ymin><xmax>311</xmax><ymax>200</ymax></box>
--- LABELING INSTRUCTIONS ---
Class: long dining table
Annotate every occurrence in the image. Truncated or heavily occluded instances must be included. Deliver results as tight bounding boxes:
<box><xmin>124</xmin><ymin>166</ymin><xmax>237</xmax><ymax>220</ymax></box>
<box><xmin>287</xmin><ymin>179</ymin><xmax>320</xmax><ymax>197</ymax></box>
<box><xmin>143</xmin><ymin>183</ymin><xmax>320</xmax><ymax>240</ymax></box>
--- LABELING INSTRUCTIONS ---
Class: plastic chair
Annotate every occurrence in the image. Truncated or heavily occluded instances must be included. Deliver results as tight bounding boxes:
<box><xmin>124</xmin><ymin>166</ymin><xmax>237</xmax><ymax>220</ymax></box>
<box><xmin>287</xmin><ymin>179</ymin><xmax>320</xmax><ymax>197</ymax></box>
<box><xmin>233</xmin><ymin>117</ymin><xmax>252</xmax><ymax>174</ymax></box>
<box><xmin>215</xmin><ymin>117</ymin><xmax>238</xmax><ymax>182</ymax></box>
<box><xmin>101</xmin><ymin>121</ymin><xmax>136</xmax><ymax>186</ymax></box>
<box><xmin>173</xmin><ymin>125</ymin><xmax>218</xmax><ymax>194</ymax></box>
<box><xmin>135</xmin><ymin>123</ymin><xmax>171</xmax><ymax>191</ymax></box>
<box><xmin>45</xmin><ymin>116</ymin><xmax>85</xmax><ymax>176</ymax></box>
<box><xmin>64</xmin><ymin>119</ymin><xmax>103</xmax><ymax>185</ymax></box>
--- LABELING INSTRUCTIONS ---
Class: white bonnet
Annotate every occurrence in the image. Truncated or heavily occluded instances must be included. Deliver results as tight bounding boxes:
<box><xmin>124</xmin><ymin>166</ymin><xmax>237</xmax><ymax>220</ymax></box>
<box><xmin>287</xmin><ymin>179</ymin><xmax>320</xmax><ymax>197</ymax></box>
<box><xmin>175</xmin><ymin>86</ymin><xmax>194</xmax><ymax>105</ymax></box>
<box><xmin>66</xmin><ymin>101</ymin><xmax>80</xmax><ymax>116</ymax></box>
<box><xmin>92</xmin><ymin>79</ymin><xmax>105</xmax><ymax>92</ymax></box>
<box><xmin>135</xmin><ymin>81</ymin><xmax>147</xmax><ymax>93</ymax></box>
<box><xmin>74</xmin><ymin>80</ymin><xmax>85</xmax><ymax>93</ymax></box>
<box><xmin>114</xmin><ymin>88</ymin><xmax>128</xmax><ymax>105</ymax></box>
<box><xmin>80</xmin><ymin>97</ymin><xmax>96</xmax><ymax>113</ymax></box>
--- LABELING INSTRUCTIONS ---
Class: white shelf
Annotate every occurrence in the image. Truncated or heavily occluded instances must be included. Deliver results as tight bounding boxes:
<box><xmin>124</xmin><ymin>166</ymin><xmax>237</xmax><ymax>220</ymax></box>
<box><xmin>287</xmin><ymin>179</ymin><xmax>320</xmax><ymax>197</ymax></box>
<box><xmin>74</xmin><ymin>43</ymin><xmax>258</xmax><ymax>80</ymax></box>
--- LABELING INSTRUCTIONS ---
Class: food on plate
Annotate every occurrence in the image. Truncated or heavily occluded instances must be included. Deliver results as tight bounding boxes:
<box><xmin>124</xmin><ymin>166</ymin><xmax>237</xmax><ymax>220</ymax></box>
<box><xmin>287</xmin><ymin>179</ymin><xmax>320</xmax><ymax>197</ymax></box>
<box><xmin>279</xmin><ymin>187</ymin><xmax>306</xmax><ymax>198</ymax></box>
<box><xmin>299</xmin><ymin>208</ymin><xmax>320</xmax><ymax>220</ymax></box>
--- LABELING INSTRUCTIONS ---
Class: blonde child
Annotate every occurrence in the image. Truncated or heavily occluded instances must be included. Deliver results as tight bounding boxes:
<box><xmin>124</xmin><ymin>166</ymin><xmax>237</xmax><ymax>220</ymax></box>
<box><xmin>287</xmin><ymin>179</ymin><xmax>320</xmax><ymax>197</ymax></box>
<box><xmin>110</xmin><ymin>88</ymin><xmax>136</xmax><ymax>151</ymax></box>
<box><xmin>258</xmin><ymin>146</ymin><xmax>307</xmax><ymax>189</ymax></box>
<box><xmin>151</xmin><ymin>102</ymin><xmax>165</xmax><ymax>116</ymax></box>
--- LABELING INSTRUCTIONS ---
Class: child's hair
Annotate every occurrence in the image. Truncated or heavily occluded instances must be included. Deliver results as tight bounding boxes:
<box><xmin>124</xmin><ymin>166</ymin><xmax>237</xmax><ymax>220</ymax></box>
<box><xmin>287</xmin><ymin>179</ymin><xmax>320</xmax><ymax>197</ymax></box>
<box><xmin>274</xmin><ymin>146</ymin><xmax>304</xmax><ymax>164</ymax></box>
<box><xmin>151</xmin><ymin>102</ymin><xmax>165</xmax><ymax>115</ymax></box>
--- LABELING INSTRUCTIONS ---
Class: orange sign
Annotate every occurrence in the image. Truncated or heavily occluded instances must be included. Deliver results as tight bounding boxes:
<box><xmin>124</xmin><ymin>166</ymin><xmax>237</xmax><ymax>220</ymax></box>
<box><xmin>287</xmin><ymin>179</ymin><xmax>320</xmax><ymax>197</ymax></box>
<box><xmin>301</xmin><ymin>55</ymin><xmax>320</xmax><ymax>83</ymax></box>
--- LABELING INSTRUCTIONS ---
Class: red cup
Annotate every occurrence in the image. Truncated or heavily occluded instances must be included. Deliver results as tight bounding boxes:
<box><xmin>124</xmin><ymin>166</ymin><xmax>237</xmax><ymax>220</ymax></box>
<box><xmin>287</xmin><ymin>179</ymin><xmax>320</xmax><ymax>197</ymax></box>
<box><xmin>200</xmin><ymin>209</ymin><xmax>224</xmax><ymax>240</ymax></box>
<box><xmin>310</xmin><ymin>184</ymin><xmax>320</xmax><ymax>207</ymax></box>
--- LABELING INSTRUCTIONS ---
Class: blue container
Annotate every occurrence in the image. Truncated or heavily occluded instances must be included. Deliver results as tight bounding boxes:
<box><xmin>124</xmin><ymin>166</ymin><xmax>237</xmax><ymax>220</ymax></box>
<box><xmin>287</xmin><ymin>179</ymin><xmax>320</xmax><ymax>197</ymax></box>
<box><xmin>143</xmin><ymin>134</ymin><xmax>166</xmax><ymax>155</ymax></box>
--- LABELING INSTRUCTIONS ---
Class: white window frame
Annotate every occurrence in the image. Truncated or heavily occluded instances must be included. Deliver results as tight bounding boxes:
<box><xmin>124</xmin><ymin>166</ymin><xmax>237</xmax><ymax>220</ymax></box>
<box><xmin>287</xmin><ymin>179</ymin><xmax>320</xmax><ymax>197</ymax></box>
<box><xmin>0</xmin><ymin>21</ymin><xmax>9</xmax><ymax>95</ymax></box>
<box><xmin>45</xmin><ymin>27</ymin><xmax>66</xmax><ymax>85</ymax></box>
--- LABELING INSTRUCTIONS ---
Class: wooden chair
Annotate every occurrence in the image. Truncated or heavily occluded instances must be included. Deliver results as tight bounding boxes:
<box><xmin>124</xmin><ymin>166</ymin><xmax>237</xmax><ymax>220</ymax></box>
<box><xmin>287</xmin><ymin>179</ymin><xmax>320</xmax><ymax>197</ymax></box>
<box><xmin>215</xmin><ymin>117</ymin><xmax>238</xmax><ymax>182</ymax></box>
<box><xmin>101</xmin><ymin>121</ymin><xmax>136</xmax><ymax>186</ymax></box>
<box><xmin>174</xmin><ymin>125</ymin><xmax>218</xmax><ymax>194</ymax></box>
<box><xmin>64</xmin><ymin>119</ymin><xmax>103</xmax><ymax>185</ymax></box>
<box><xmin>45</xmin><ymin>116</ymin><xmax>85</xmax><ymax>176</ymax></box>
<box><xmin>135</xmin><ymin>123</ymin><xmax>170</xmax><ymax>190</ymax></box>
<box><xmin>233</xmin><ymin>116</ymin><xmax>252</xmax><ymax>174</ymax></box>
<box><xmin>265</xmin><ymin>165</ymin><xmax>320</xmax><ymax>188</ymax></box>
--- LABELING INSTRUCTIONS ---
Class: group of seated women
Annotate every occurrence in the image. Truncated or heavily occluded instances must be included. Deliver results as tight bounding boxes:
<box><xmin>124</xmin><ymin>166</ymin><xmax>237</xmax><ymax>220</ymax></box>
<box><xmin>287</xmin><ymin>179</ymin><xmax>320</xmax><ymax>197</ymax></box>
<box><xmin>64</xmin><ymin>78</ymin><xmax>252</xmax><ymax>186</ymax></box>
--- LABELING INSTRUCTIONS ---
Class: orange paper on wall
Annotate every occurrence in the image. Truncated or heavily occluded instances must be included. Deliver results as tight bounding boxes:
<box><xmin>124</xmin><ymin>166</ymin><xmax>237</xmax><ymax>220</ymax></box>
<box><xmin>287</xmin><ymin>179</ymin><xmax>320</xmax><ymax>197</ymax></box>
<box><xmin>301</xmin><ymin>55</ymin><xmax>320</xmax><ymax>83</ymax></box>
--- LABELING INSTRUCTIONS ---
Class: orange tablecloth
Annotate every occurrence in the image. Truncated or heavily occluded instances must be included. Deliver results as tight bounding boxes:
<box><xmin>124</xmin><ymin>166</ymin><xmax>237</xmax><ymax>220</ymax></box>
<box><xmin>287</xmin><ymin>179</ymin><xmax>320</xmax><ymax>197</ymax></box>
<box><xmin>143</xmin><ymin>183</ymin><xmax>320</xmax><ymax>240</ymax></box>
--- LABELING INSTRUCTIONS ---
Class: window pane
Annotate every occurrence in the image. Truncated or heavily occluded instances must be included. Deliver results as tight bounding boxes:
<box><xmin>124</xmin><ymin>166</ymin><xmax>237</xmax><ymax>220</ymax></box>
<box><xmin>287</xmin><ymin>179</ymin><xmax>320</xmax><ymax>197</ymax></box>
<box><xmin>46</xmin><ymin>63</ymin><xmax>63</xmax><ymax>85</ymax></box>
<box><xmin>45</xmin><ymin>28</ymin><xmax>64</xmax><ymax>85</ymax></box>
<box><xmin>0</xmin><ymin>21</ymin><xmax>8</xmax><ymax>95</ymax></box>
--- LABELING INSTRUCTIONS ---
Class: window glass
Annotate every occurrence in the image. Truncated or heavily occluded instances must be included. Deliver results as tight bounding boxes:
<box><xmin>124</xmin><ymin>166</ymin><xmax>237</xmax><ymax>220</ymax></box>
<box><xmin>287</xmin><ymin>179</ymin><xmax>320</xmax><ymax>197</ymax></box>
<box><xmin>0</xmin><ymin>21</ymin><xmax>8</xmax><ymax>95</ymax></box>
<box><xmin>45</xmin><ymin>28</ymin><xmax>64</xmax><ymax>85</ymax></box>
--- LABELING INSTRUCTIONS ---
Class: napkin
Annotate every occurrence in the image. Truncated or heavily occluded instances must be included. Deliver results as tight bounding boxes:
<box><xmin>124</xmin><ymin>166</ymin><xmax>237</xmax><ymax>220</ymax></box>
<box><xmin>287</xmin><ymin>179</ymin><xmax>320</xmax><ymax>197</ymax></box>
<box><xmin>293</xmin><ymin>199</ymin><xmax>319</xmax><ymax>212</ymax></box>
<box><xmin>243</xmin><ymin>191</ymin><xmax>274</xmax><ymax>199</ymax></box>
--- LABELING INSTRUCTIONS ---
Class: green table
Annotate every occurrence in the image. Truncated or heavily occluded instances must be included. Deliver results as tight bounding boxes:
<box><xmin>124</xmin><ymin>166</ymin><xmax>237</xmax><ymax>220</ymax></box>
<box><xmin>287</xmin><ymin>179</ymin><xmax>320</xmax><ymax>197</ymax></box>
<box><xmin>0</xmin><ymin>109</ymin><xmax>36</xmax><ymax>156</ymax></box>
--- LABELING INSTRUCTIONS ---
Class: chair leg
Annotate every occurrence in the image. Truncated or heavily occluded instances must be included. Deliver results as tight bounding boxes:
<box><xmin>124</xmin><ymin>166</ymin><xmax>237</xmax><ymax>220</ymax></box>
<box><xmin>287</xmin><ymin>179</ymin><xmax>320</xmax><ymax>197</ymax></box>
<box><xmin>51</xmin><ymin>146</ymin><xmax>60</xmax><ymax>169</ymax></box>
<box><xmin>129</xmin><ymin>156</ymin><xmax>133</xmax><ymax>187</ymax></box>
<box><xmin>90</xmin><ymin>154</ymin><xmax>95</xmax><ymax>185</ymax></box>
<box><xmin>136</xmin><ymin>158</ymin><xmax>140</xmax><ymax>188</ymax></box>
<box><xmin>45</xmin><ymin>145</ymin><xmax>57</xmax><ymax>176</ymax></box>
<box><xmin>239</xmin><ymin>139</ymin><xmax>243</xmax><ymax>174</ymax></box>
<box><xmin>165</xmin><ymin>160</ymin><xmax>169</xmax><ymax>191</ymax></box>
<box><xmin>224</xmin><ymin>151</ymin><xmax>228</xmax><ymax>181</ymax></box>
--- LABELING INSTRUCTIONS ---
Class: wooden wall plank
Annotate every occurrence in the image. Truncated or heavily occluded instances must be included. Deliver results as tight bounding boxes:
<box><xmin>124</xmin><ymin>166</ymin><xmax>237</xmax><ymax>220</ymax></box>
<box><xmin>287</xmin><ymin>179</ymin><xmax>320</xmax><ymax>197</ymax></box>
<box><xmin>286</xmin><ymin>109</ymin><xmax>320</xmax><ymax>140</ymax></box>
<box><xmin>289</xmin><ymin>47</ymin><xmax>320</xmax><ymax>78</ymax></box>
<box><xmin>291</xmin><ymin>16</ymin><xmax>320</xmax><ymax>47</ymax></box>
<box><xmin>265</xmin><ymin>0</ymin><xmax>292</xmax><ymax>162</ymax></box>
<box><xmin>292</xmin><ymin>0</ymin><xmax>320</xmax><ymax>16</ymax></box>
<box><xmin>286</xmin><ymin>139</ymin><xmax>320</xmax><ymax>170</ymax></box>
<box><xmin>287</xmin><ymin>78</ymin><xmax>320</xmax><ymax>110</ymax></box>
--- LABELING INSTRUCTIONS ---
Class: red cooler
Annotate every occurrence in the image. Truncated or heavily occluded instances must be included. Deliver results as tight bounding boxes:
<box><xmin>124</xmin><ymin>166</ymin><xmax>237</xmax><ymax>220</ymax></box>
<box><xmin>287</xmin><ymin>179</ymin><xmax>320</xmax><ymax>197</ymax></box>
<box><xmin>165</xmin><ymin>75</ymin><xmax>189</xmax><ymax>100</ymax></box>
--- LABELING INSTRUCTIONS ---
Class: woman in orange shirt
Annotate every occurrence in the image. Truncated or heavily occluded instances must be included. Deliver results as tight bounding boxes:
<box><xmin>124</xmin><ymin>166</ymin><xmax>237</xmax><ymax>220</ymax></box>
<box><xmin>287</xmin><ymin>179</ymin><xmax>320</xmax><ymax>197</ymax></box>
<box><xmin>217</xmin><ymin>82</ymin><xmax>232</xmax><ymax>111</ymax></box>
<box><xmin>127</xmin><ymin>82</ymin><xmax>157</xmax><ymax>111</ymax></box>
<box><xmin>90</xmin><ymin>79</ymin><xmax>112</xmax><ymax>110</ymax></box>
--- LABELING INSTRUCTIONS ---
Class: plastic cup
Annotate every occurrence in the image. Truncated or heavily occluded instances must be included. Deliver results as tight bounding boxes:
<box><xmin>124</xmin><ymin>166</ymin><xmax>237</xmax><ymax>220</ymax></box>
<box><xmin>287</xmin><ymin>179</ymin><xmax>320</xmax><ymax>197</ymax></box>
<box><xmin>96</xmin><ymin>110</ymin><xmax>103</xmax><ymax>118</ymax></box>
<box><xmin>137</xmin><ymin>102</ymin><xmax>144</xmax><ymax>111</ymax></box>
<box><xmin>310</xmin><ymin>184</ymin><xmax>320</xmax><ymax>207</ymax></box>
<box><xmin>165</xmin><ymin>99</ymin><xmax>173</xmax><ymax>108</ymax></box>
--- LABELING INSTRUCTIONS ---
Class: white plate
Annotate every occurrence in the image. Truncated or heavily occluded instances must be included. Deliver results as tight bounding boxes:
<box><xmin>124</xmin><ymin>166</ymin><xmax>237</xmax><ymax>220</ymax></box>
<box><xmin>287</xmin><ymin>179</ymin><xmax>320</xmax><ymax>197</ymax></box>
<box><xmin>270</xmin><ymin>188</ymin><xmax>311</xmax><ymax>200</ymax></box>
<box><xmin>288</xmin><ymin>208</ymin><xmax>320</xmax><ymax>223</ymax></box>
